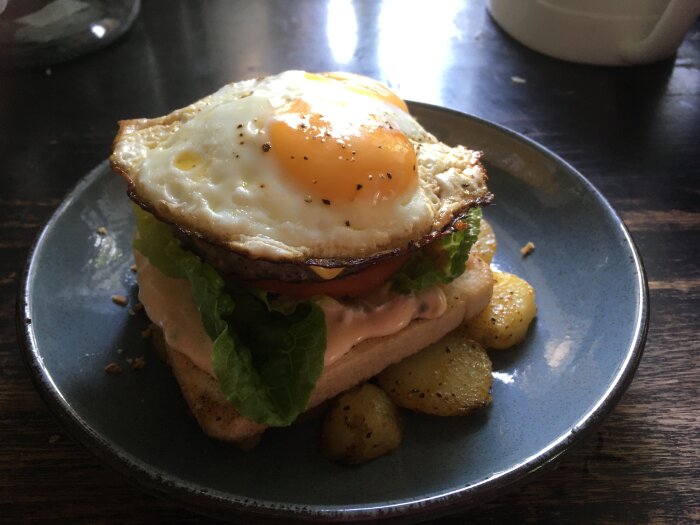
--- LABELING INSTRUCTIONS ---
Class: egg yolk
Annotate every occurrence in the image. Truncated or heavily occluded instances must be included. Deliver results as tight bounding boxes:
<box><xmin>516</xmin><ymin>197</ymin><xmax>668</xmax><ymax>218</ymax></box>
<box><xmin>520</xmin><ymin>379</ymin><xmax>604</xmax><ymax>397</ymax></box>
<box><xmin>267</xmin><ymin>88</ymin><xmax>417</xmax><ymax>204</ymax></box>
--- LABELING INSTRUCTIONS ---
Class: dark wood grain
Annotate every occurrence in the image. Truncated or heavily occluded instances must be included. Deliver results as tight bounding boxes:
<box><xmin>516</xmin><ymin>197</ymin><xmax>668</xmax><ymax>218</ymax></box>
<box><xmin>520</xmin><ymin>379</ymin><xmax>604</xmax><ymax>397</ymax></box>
<box><xmin>1</xmin><ymin>1</ymin><xmax>698</xmax><ymax>523</ymax></box>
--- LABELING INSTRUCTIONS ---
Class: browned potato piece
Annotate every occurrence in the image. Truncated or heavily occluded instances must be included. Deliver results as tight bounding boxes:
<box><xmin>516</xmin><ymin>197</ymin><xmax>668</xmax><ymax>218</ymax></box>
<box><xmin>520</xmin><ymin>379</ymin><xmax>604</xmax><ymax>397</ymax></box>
<box><xmin>320</xmin><ymin>383</ymin><xmax>402</xmax><ymax>465</ymax></box>
<box><xmin>471</xmin><ymin>218</ymin><xmax>497</xmax><ymax>264</ymax></box>
<box><xmin>377</xmin><ymin>328</ymin><xmax>492</xmax><ymax>416</ymax></box>
<box><xmin>464</xmin><ymin>271</ymin><xmax>537</xmax><ymax>349</ymax></box>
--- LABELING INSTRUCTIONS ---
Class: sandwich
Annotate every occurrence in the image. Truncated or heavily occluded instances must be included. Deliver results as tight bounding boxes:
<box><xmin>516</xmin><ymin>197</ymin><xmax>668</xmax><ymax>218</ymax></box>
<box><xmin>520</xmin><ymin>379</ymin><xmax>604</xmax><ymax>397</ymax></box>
<box><xmin>110</xmin><ymin>71</ymin><xmax>494</xmax><ymax>445</ymax></box>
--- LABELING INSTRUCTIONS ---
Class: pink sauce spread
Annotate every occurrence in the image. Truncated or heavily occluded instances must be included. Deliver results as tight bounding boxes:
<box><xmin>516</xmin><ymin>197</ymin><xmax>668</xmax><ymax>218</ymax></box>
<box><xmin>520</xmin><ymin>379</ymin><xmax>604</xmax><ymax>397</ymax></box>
<box><xmin>320</xmin><ymin>287</ymin><xmax>447</xmax><ymax>366</ymax></box>
<box><xmin>135</xmin><ymin>253</ymin><xmax>447</xmax><ymax>375</ymax></box>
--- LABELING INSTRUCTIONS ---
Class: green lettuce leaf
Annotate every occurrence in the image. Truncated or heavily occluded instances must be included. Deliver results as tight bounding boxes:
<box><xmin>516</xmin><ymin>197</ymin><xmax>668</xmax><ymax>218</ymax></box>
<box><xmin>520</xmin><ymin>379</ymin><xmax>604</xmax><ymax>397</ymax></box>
<box><xmin>392</xmin><ymin>207</ymin><xmax>482</xmax><ymax>294</ymax></box>
<box><xmin>133</xmin><ymin>206</ymin><xmax>326</xmax><ymax>427</ymax></box>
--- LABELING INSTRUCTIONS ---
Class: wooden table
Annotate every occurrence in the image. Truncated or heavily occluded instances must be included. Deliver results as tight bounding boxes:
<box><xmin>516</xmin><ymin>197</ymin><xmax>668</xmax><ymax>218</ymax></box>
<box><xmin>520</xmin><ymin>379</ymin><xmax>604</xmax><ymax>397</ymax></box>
<box><xmin>1</xmin><ymin>1</ymin><xmax>698</xmax><ymax>522</ymax></box>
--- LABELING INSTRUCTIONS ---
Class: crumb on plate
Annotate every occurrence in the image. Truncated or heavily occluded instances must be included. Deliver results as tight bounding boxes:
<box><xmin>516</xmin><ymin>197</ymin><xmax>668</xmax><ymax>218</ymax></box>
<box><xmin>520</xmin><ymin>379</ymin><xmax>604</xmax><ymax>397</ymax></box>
<box><xmin>141</xmin><ymin>325</ymin><xmax>154</xmax><ymax>339</ymax></box>
<box><xmin>111</xmin><ymin>294</ymin><xmax>128</xmax><ymax>306</ymax></box>
<box><xmin>127</xmin><ymin>356</ymin><xmax>146</xmax><ymax>370</ymax></box>
<box><xmin>520</xmin><ymin>241</ymin><xmax>535</xmax><ymax>256</ymax></box>
<box><xmin>128</xmin><ymin>302</ymin><xmax>144</xmax><ymax>316</ymax></box>
<box><xmin>104</xmin><ymin>362</ymin><xmax>123</xmax><ymax>374</ymax></box>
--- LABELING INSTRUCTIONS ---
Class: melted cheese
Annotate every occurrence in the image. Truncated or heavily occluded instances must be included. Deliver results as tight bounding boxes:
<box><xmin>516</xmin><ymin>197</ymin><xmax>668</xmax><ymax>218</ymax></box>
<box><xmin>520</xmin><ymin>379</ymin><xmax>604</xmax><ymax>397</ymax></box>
<box><xmin>135</xmin><ymin>253</ymin><xmax>447</xmax><ymax>376</ymax></box>
<box><xmin>309</xmin><ymin>266</ymin><xmax>344</xmax><ymax>280</ymax></box>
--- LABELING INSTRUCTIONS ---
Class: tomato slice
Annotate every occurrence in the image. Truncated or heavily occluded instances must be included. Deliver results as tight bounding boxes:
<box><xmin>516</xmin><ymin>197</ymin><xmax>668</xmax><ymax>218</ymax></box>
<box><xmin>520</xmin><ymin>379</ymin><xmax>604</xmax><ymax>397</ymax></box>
<box><xmin>250</xmin><ymin>254</ymin><xmax>409</xmax><ymax>299</ymax></box>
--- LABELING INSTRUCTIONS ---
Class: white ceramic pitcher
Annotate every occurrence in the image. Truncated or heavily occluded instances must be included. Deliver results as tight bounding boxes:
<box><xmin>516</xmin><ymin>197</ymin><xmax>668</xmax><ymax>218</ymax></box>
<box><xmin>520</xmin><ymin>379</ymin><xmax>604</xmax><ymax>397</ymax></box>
<box><xmin>489</xmin><ymin>0</ymin><xmax>700</xmax><ymax>65</ymax></box>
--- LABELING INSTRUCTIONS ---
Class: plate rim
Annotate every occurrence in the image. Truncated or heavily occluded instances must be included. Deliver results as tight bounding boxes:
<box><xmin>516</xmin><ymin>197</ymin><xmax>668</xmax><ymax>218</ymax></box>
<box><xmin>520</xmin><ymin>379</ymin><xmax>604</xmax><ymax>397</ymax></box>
<box><xmin>15</xmin><ymin>102</ymin><xmax>649</xmax><ymax>523</ymax></box>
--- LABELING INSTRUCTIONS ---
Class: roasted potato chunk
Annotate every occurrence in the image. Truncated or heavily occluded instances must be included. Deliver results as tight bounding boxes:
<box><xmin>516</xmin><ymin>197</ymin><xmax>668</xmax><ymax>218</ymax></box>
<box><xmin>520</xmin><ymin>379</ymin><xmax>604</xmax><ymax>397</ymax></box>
<box><xmin>377</xmin><ymin>329</ymin><xmax>492</xmax><ymax>416</ymax></box>
<box><xmin>464</xmin><ymin>271</ymin><xmax>536</xmax><ymax>349</ymax></box>
<box><xmin>321</xmin><ymin>383</ymin><xmax>402</xmax><ymax>465</ymax></box>
<box><xmin>471</xmin><ymin>218</ymin><xmax>497</xmax><ymax>264</ymax></box>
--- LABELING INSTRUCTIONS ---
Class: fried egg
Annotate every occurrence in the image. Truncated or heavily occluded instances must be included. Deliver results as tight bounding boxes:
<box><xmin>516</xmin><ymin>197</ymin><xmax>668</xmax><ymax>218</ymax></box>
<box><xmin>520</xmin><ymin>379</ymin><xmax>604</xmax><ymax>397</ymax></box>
<box><xmin>111</xmin><ymin>71</ymin><xmax>489</xmax><ymax>262</ymax></box>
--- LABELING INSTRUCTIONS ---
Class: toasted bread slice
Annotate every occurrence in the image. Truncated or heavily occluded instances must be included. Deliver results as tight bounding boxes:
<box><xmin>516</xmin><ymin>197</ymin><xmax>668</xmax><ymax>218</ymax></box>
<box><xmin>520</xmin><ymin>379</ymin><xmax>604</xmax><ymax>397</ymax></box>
<box><xmin>135</xmin><ymin>253</ymin><xmax>493</xmax><ymax>444</ymax></box>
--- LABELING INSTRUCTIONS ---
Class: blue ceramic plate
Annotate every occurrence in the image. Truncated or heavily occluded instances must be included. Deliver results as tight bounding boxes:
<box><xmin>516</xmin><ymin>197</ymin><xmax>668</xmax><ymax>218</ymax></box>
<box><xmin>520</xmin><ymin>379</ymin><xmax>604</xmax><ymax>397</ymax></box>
<box><xmin>18</xmin><ymin>103</ymin><xmax>648</xmax><ymax>523</ymax></box>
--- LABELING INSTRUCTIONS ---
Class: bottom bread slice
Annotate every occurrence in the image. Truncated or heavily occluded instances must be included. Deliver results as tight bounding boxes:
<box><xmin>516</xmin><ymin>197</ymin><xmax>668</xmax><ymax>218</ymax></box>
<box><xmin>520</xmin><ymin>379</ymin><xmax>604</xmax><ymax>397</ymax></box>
<box><xmin>137</xmin><ymin>254</ymin><xmax>493</xmax><ymax>444</ymax></box>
